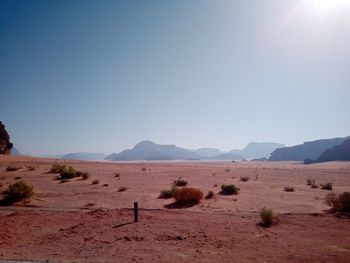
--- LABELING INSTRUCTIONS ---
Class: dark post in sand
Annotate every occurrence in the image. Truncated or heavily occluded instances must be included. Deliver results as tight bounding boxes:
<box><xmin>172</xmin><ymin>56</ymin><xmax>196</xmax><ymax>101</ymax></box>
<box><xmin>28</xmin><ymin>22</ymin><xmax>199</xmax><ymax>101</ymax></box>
<box><xmin>134</xmin><ymin>202</ymin><xmax>139</xmax><ymax>222</ymax></box>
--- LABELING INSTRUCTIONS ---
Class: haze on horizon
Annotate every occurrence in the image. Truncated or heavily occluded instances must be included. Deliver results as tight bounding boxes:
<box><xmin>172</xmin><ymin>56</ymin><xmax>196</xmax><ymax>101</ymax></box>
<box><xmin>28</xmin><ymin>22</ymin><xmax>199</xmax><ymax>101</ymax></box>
<box><xmin>1</xmin><ymin>0</ymin><xmax>349</xmax><ymax>155</ymax></box>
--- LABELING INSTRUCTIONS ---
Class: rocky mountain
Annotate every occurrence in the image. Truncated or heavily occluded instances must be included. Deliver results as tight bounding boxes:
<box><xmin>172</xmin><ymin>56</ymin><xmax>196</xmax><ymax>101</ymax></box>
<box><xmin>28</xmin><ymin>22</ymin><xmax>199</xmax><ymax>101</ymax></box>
<box><xmin>105</xmin><ymin>141</ymin><xmax>202</xmax><ymax>161</ymax></box>
<box><xmin>0</xmin><ymin>121</ymin><xmax>13</xmax><ymax>155</ymax></box>
<box><xmin>308</xmin><ymin>139</ymin><xmax>350</xmax><ymax>163</ymax></box>
<box><xmin>269</xmin><ymin>136</ymin><xmax>350</xmax><ymax>161</ymax></box>
<box><xmin>231</xmin><ymin>142</ymin><xmax>285</xmax><ymax>159</ymax></box>
<box><xmin>61</xmin><ymin>152</ymin><xmax>106</xmax><ymax>161</ymax></box>
<box><xmin>193</xmin><ymin>148</ymin><xmax>223</xmax><ymax>158</ymax></box>
<box><xmin>209</xmin><ymin>152</ymin><xmax>242</xmax><ymax>160</ymax></box>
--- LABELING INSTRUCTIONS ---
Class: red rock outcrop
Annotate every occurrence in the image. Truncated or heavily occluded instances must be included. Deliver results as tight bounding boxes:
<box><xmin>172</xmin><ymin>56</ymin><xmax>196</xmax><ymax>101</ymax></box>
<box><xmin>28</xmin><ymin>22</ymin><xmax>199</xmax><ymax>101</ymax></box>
<box><xmin>0</xmin><ymin>121</ymin><xmax>13</xmax><ymax>155</ymax></box>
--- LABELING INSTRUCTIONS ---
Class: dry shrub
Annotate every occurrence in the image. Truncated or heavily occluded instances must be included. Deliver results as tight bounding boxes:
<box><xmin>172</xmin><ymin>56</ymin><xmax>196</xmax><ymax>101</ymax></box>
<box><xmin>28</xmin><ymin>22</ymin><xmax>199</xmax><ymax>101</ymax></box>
<box><xmin>240</xmin><ymin>176</ymin><xmax>250</xmax><ymax>182</ymax></box>
<box><xmin>321</xmin><ymin>182</ymin><xmax>333</xmax><ymax>191</ymax></box>
<box><xmin>49</xmin><ymin>163</ymin><xmax>66</xmax><ymax>173</ymax></box>
<box><xmin>173</xmin><ymin>187</ymin><xmax>203</xmax><ymax>204</ymax></box>
<box><xmin>325</xmin><ymin>192</ymin><xmax>350</xmax><ymax>213</ymax></box>
<box><xmin>220</xmin><ymin>184</ymin><xmax>240</xmax><ymax>195</ymax></box>
<box><xmin>307</xmin><ymin>177</ymin><xmax>315</xmax><ymax>186</ymax></box>
<box><xmin>6</xmin><ymin>165</ymin><xmax>21</xmax><ymax>172</ymax></box>
<box><xmin>3</xmin><ymin>180</ymin><xmax>34</xmax><ymax>203</ymax></box>
<box><xmin>260</xmin><ymin>208</ymin><xmax>274</xmax><ymax>227</ymax></box>
<box><xmin>92</xmin><ymin>179</ymin><xmax>99</xmax><ymax>185</ymax></box>
<box><xmin>284</xmin><ymin>186</ymin><xmax>295</xmax><ymax>192</ymax></box>
<box><xmin>205</xmin><ymin>190</ymin><xmax>214</xmax><ymax>199</ymax></box>
<box><xmin>172</xmin><ymin>177</ymin><xmax>188</xmax><ymax>187</ymax></box>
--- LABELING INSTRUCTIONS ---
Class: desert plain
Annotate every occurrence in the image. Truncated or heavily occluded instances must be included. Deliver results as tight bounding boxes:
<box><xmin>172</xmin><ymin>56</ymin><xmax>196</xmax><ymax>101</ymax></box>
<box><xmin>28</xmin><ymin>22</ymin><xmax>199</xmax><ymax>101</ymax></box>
<box><xmin>0</xmin><ymin>155</ymin><xmax>349</xmax><ymax>263</ymax></box>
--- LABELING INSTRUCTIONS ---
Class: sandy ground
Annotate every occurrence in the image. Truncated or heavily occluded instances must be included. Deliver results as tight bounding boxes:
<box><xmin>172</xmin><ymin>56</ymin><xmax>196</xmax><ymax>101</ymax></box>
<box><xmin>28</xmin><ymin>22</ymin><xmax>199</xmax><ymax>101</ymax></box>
<box><xmin>0</xmin><ymin>155</ymin><xmax>350</xmax><ymax>262</ymax></box>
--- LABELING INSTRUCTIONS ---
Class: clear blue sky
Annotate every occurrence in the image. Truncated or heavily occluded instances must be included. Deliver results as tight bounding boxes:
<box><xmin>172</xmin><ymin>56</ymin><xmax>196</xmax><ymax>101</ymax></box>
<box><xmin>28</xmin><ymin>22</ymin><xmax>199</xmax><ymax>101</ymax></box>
<box><xmin>1</xmin><ymin>0</ymin><xmax>349</xmax><ymax>155</ymax></box>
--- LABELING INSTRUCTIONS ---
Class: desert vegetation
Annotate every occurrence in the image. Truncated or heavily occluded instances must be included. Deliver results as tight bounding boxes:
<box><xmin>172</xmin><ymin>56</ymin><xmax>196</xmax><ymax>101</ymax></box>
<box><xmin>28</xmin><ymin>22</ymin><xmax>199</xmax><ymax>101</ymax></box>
<box><xmin>49</xmin><ymin>163</ymin><xmax>67</xmax><ymax>173</ymax></box>
<box><xmin>205</xmin><ymin>190</ymin><xmax>214</xmax><ymax>199</ymax></box>
<box><xmin>321</xmin><ymin>182</ymin><xmax>333</xmax><ymax>191</ymax></box>
<box><xmin>172</xmin><ymin>177</ymin><xmax>188</xmax><ymax>187</ymax></box>
<box><xmin>284</xmin><ymin>186</ymin><xmax>295</xmax><ymax>192</ymax></box>
<box><xmin>92</xmin><ymin>179</ymin><xmax>99</xmax><ymax>185</ymax></box>
<box><xmin>173</xmin><ymin>187</ymin><xmax>203</xmax><ymax>204</ymax></box>
<box><xmin>259</xmin><ymin>208</ymin><xmax>274</xmax><ymax>227</ymax></box>
<box><xmin>325</xmin><ymin>192</ymin><xmax>350</xmax><ymax>214</ymax></box>
<box><xmin>240</xmin><ymin>176</ymin><xmax>250</xmax><ymax>182</ymax></box>
<box><xmin>220</xmin><ymin>184</ymin><xmax>240</xmax><ymax>195</ymax></box>
<box><xmin>2</xmin><ymin>180</ymin><xmax>34</xmax><ymax>204</ymax></box>
<box><xmin>6</xmin><ymin>165</ymin><xmax>21</xmax><ymax>172</ymax></box>
<box><xmin>159</xmin><ymin>187</ymin><xmax>177</xmax><ymax>199</ymax></box>
<box><xmin>50</xmin><ymin>164</ymin><xmax>89</xmax><ymax>181</ymax></box>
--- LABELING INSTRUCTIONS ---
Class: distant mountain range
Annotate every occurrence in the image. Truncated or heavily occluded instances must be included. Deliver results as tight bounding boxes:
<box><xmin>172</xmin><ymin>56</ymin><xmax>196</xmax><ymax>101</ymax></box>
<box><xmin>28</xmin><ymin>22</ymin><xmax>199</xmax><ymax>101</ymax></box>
<box><xmin>10</xmin><ymin>137</ymin><xmax>350</xmax><ymax>163</ymax></box>
<box><xmin>304</xmin><ymin>139</ymin><xmax>350</xmax><ymax>164</ymax></box>
<box><xmin>269</xmin><ymin>136</ymin><xmax>350</xmax><ymax>161</ymax></box>
<box><xmin>105</xmin><ymin>140</ymin><xmax>284</xmax><ymax>161</ymax></box>
<box><xmin>105</xmin><ymin>141</ymin><xmax>202</xmax><ymax>161</ymax></box>
<box><xmin>231</xmin><ymin>142</ymin><xmax>285</xmax><ymax>159</ymax></box>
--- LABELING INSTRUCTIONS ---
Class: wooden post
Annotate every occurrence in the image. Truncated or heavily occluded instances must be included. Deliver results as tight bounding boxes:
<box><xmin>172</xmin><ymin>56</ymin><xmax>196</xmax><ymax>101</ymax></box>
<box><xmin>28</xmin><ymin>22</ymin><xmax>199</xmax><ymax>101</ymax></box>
<box><xmin>134</xmin><ymin>202</ymin><xmax>139</xmax><ymax>222</ymax></box>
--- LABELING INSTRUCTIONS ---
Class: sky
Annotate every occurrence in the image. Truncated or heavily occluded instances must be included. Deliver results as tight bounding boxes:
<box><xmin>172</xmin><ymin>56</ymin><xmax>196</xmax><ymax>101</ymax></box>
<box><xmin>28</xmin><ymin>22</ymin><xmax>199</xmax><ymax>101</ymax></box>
<box><xmin>1</xmin><ymin>0</ymin><xmax>350</xmax><ymax>155</ymax></box>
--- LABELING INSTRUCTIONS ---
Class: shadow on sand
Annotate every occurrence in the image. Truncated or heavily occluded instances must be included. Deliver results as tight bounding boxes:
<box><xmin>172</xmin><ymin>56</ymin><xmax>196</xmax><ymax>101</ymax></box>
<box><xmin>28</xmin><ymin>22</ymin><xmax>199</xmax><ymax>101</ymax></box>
<box><xmin>113</xmin><ymin>221</ymin><xmax>135</xmax><ymax>228</ymax></box>
<box><xmin>164</xmin><ymin>201</ymin><xmax>199</xmax><ymax>209</ymax></box>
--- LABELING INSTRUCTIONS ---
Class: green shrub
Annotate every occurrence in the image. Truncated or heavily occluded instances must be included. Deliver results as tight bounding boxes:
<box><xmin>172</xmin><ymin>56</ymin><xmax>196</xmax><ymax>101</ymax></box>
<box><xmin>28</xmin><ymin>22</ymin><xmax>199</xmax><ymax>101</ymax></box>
<box><xmin>325</xmin><ymin>192</ymin><xmax>350</xmax><ymax>213</ymax></box>
<box><xmin>92</xmin><ymin>179</ymin><xmax>99</xmax><ymax>185</ymax></box>
<box><xmin>205</xmin><ymin>190</ymin><xmax>214</xmax><ymax>199</ymax></box>
<box><xmin>118</xmin><ymin>186</ymin><xmax>127</xmax><ymax>192</ymax></box>
<box><xmin>59</xmin><ymin>166</ymin><xmax>77</xmax><ymax>179</ymax></box>
<box><xmin>220</xmin><ymin>184</ymin><xmax>240</xmax><ymax>195</ymax></box>
<box><xmin>284</xmin><ymin>186</ymin><xmax>295</xmax><ymax>192</ymax></box>
<box><xmin>3</xmin><ymin>180</ymin><xmax>34</xmax><ymax>203</ymax></box>
<box><xmin>240</xmin><ymin>176</ymin><xmax>250</xmax><ymax>182</ymax></box>
<box><xmin>6</xmin><ymin>165</ymin><xmax>21</xmax><ymax>172</ymax></box>
<box><xmin>159</xmin><ymin>188</ymin><xmax>177</xmax><ymax>199</ymax></box>
<box><xmin>56</xmin><ymin>166</ymin><xmax>89</xmax><ymax>180</ymax></box>
<box><xmin>172</xmin><ymin>177</ymin><xmax>188</xmax><ymax>187</ymax></box>
<box><xmin>173</xmin><ymin>187</ymin><xmax>203</xmax><ymax>204</ymax></box>
<box><xmin>321</xmin><ymin>182</ymin><xmax>333</xmax><ymax>191</ymax></box>
<box><xmin>311</xmin><ymin>183</ymin><xmax>318</xmax><ymax>189</ymax></box>
<box><xmin>260</xmin><ymin>208</ymin><xmax>274</xmax><ymax>227</ymax></box>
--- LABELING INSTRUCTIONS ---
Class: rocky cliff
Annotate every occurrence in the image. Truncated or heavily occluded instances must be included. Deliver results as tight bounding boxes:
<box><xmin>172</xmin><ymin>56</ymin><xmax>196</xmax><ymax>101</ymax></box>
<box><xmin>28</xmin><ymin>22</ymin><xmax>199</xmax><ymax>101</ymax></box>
<box><xmin>0</xmin><ymin>121</ymin><xmax>13</xmax><ymax>155</ymax></box>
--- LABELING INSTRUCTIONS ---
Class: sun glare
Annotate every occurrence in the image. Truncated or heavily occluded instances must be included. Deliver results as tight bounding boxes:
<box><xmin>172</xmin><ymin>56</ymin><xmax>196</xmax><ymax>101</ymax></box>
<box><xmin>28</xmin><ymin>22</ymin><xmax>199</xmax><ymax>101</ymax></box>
<box><xmin>311</xmin><ymin>0</ymin><xmax>350</xmax><ymax>12</ymax></box>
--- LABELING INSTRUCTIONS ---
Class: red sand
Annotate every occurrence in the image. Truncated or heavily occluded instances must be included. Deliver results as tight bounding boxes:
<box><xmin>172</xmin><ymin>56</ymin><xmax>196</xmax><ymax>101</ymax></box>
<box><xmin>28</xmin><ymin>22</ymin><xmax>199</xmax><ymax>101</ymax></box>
<box><xmin>0</xmin><ymin>155</ymin><xmax>350</xmax><ymax>262</ymax></box>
